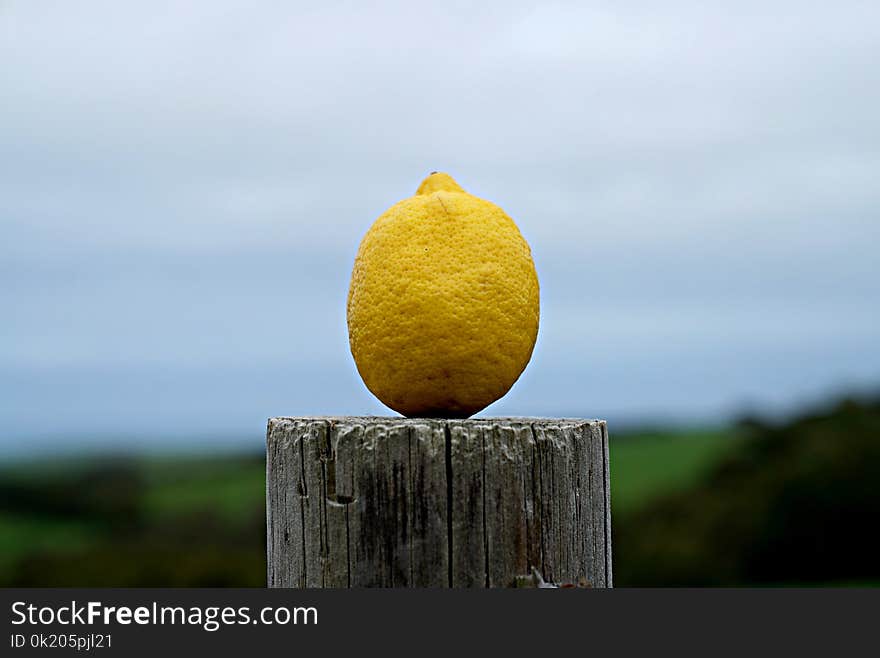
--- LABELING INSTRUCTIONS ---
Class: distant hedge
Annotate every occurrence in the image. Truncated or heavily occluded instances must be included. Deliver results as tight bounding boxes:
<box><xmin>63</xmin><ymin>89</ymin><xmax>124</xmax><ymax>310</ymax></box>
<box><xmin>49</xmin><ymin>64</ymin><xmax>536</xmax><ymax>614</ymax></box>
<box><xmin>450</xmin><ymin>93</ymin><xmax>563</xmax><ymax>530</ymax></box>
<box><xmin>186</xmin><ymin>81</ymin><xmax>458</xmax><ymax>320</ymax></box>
<box><xmin>614</xmin><ymin>395</ymin><xmax>880</xmax><ymax>586</ymax></box>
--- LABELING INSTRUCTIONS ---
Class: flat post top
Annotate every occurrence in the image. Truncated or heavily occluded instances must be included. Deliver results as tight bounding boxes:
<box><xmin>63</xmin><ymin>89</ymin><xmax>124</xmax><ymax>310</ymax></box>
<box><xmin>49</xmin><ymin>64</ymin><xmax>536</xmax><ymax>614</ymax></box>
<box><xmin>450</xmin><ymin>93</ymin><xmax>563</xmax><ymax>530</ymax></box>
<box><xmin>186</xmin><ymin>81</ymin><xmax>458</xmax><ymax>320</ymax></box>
<box><xmin>268</xmin><ymin>416</ymin><xmax>605</xmax><ymax>429</ymax></box>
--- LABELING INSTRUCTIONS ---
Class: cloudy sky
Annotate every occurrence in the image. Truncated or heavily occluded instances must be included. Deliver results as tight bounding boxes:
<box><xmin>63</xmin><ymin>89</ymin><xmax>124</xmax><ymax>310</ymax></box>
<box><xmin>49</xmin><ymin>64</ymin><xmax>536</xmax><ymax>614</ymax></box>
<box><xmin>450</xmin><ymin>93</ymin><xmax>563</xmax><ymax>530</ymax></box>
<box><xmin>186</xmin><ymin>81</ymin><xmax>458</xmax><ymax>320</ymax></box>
<box><xmin>2</xmin><ymin>1</ymin><xmax>879</xmax><ymax>454</ymax></box>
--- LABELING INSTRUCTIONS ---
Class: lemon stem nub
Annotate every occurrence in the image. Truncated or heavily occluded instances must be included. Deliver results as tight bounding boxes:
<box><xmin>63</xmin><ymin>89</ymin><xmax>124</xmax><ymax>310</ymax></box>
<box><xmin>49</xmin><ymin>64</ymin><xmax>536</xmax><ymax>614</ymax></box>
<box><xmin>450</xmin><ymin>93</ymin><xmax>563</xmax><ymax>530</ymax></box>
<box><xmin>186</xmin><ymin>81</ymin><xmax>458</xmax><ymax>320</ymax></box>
<box><xmin>416</xmin><ymin>172</ymin><xmax>465</xmax><ymax>196</ymax></box>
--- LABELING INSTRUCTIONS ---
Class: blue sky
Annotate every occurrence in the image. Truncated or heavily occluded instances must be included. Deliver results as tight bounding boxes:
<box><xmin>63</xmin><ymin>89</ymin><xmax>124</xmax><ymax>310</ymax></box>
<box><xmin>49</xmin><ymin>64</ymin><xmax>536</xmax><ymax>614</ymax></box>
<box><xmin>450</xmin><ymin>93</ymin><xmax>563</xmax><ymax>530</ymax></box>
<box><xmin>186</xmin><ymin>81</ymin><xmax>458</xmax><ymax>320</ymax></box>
<box><xmin>2</xmin><ymin>1</ymin><xmax>879</xmax><ymax>454</ymax></box>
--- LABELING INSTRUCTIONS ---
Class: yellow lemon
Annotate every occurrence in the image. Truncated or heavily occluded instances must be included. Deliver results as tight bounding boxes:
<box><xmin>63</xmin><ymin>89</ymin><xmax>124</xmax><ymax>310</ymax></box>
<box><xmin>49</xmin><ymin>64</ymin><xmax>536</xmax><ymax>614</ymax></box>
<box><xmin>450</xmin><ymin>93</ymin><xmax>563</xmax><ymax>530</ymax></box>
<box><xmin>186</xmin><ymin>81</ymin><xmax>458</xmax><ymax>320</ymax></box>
<box><xmin>347</xmin><ymin>172</ymin><xmax>540</xmax><ymax>418</ymax></box>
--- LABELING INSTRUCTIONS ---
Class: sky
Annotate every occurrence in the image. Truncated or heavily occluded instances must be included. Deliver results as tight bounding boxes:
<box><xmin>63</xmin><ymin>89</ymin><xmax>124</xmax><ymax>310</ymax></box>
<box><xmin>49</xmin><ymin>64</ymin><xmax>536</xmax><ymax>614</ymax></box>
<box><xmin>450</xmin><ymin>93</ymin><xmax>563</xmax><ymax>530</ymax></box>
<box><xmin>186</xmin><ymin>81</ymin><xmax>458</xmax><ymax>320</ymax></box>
<box><xmin>2</xmin><ymin>1</ymin><xmax>879</xmax><ymax>455</ymax></box>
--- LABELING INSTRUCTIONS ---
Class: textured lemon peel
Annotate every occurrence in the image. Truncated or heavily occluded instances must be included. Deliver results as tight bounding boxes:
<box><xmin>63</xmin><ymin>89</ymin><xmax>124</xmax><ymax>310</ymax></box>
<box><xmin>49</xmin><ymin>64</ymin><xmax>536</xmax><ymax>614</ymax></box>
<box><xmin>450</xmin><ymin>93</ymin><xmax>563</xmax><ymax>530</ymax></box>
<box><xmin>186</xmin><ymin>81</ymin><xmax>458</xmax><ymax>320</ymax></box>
<box><xmin>347</xmin><ymin>172</ymin><xmax>540</xmax><ymax>418</ymax></box>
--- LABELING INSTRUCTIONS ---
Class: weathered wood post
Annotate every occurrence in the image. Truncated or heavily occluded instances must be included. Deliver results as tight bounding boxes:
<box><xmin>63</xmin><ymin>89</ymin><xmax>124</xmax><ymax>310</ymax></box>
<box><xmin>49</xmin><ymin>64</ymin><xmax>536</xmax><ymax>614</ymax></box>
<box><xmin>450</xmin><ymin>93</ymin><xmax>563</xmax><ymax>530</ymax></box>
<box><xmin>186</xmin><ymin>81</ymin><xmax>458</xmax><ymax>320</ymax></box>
<box><xmin>266</xmin><ymin>417</ymin><xmax>611</xmax><ymax>587</ymax></box>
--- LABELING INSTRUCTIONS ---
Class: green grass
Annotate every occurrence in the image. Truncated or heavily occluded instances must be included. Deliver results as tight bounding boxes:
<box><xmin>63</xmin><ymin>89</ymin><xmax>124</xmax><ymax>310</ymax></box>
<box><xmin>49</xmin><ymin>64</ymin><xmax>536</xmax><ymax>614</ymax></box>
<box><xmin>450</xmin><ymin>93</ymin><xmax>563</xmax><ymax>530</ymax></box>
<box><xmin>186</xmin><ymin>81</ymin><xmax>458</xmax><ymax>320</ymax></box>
<box><xmin>140</xmin><ymin>456</ymin><xmax>265</xmax><ymax>523</ymax></box>
<box><xmin>0</xmin><ymin>453</ymin><xmax>266</xmax><ymax>584</ymax></box>
<box><xmin>0</xmin><ymin>514</ymin><xmax>100</xmax><ymax>571</ymax></box>
<box><xmin>609</xmin><ymin>428</ymin><xmax>739</xmax><ymax>516</ymax></box>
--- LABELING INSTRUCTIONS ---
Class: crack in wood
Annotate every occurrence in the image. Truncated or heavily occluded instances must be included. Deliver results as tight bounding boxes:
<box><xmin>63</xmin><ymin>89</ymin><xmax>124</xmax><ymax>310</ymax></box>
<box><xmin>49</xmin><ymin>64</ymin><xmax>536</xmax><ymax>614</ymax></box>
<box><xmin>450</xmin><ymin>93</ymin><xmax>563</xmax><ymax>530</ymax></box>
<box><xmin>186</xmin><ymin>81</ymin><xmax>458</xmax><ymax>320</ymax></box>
<box><xmin>481</xmin><ymin>426</ymin><xmax>489</xmax><ymax>587</ymax></box>
<box><xmin>444</xmin><ymin>421</ymin><xmax>453</xmax><ymax>588</ymax></box>
<box><xmin>530</xmin><ymin>422</ymin><xmax>547</xmax><ymax>581</ymax></box>
<box><xmin>298</xmin><ymin>428</ymin><xmax>307</xmax><ymax>587</ymax></box>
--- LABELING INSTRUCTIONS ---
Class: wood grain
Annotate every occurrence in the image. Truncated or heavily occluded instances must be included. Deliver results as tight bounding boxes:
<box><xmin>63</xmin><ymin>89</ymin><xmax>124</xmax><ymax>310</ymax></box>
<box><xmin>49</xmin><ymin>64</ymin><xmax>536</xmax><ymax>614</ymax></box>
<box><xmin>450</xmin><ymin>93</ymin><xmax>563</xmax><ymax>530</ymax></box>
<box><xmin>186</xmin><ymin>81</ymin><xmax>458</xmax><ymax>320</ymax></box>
<box><xmin>266</xmin><ymin>417</ymin><xmax>611</xmax><ymax>588</ymax></box>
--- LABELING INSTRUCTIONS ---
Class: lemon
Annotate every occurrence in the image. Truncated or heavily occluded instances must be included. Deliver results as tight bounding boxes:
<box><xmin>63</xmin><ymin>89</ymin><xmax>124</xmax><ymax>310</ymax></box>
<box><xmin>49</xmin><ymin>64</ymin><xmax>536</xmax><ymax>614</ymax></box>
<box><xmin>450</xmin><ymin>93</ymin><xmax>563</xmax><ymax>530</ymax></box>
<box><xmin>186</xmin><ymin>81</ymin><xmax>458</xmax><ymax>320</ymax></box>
<box><xmin>347</xmin><ymin>172</ymin><xmax>540</xmax><ymax>418</ymax></box>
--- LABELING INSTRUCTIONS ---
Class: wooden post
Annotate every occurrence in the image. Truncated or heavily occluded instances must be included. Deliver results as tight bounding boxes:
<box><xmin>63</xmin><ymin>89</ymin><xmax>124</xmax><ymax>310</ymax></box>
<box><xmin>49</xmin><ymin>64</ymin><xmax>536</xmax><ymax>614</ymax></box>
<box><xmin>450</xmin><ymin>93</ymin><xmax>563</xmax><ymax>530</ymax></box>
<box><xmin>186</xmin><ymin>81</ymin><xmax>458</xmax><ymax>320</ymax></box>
<box><xmin>266</xmin><ymin>417</ymin><xmax>612</xmax><ymax>588</ymax></box>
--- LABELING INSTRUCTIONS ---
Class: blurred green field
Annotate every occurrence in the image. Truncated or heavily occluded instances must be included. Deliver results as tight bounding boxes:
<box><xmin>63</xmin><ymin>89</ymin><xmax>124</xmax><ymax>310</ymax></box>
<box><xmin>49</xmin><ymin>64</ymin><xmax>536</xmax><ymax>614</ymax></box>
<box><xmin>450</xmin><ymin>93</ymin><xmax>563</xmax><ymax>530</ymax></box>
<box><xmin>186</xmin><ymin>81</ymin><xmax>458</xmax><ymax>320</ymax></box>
<box><xmin>1</xmin><ymin>396</ymin><xmax>877</xmax><ymax>586</ymax></box>
<box><xmin>139</xmin><ymin>456</ymin><xmax>266</xmax><ymax>524</ymax></box>
<box><xmin>0</xmin><ymin>429</ymin><xmax>734</xmax><ymax>586</ymax></box>
<box><xmin>0</xmin><ymin>454</ymin><xmax>267</xmax><ymax>586</ymax></box>
<box><xmin>609</xmin><ymin>428</ymin><xmax>736</xmax><ymax>516</ymax></box>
